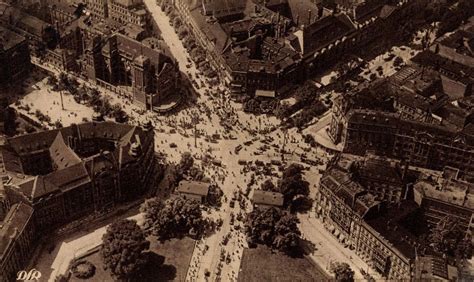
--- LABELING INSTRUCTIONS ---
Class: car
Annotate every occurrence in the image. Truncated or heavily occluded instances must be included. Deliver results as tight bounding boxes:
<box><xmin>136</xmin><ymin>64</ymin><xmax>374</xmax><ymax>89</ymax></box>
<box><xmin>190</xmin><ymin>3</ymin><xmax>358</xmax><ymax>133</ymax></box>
<box><xmin>234</xmin><ymin>144</ymin><xmax>243</xmax><ymax>154</ymax></box>
<box><xmin>270</xmin><ymin>160</ymin><xmax>282</xmax><ymax>166</ymax></box>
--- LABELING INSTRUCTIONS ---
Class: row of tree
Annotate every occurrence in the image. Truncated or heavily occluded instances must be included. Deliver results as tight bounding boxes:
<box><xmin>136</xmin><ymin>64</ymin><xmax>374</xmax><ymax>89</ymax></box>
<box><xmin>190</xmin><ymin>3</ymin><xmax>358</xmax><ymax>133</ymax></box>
<box><xmin>101</xmin><ymin>195</ymin><xmax>212</xmax><ymax>280</ymax></box>
<box><xmin>244</xmin><ymin>207</ymin><xmax>301</xmax><ymax>253</ymax></box>
<box><xmin>101</xmin><ymin>219</ymin><xmax>150</xmax><ymax>280</ymax></box>
<box><xmin>47</xmin><ymin>73</ymin><xmax>128</xmax><ymax>122</ymax></box>
<box><xmin>140</xmin><ymin>196</ymin><xmax>210</xmax><ymax>240</ymax></box>
<box><xmin>261</xmin><ymin>163</ymin><xmax>312</xmax><ymax>212</ymax></box>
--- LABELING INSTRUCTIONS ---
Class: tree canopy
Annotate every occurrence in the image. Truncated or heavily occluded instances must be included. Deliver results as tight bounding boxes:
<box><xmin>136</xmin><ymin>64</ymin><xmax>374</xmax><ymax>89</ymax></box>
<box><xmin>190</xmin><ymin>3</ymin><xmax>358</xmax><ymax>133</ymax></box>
<box><xmin>141</xmin><ymin>197</ymin><xmax>207</xmax><ymax>239</ymax></box>
<box><xmin>329</xmin><ymin>262</ymin><xmax>354</xmax><ymax>282</ymax></box>
<box><xmin>178</xmin><ymin>152</ymin><xmax>194</xmax><ymax>173</ymax></box>
<box><xmin>101</xmin><ymin>219</ymin><xmax>150</xmax><ymax>280</ymax></box>
<box><xmin>245</xmin><ymin>207</ymin><xmax>301</xmax><ymax>252</ymax></box>
<box><xmin>278</xmin><ymin>164</ymin><xmax>310</xmax><ymax>208</ymax></box>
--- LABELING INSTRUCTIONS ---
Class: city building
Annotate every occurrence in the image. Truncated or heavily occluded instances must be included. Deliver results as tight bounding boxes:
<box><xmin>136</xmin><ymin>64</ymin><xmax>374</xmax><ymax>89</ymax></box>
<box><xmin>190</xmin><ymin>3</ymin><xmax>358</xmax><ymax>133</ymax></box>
<box><xmin>0</xmin><ymin>26</ymin><xmax>31</xmax><ymax>87</ymax></box>
<box><xmin>340</xmin><ymin>109</ymin><xmax>474</xmax><ymax>174</ymax></box>
<box><xmin>177</xmin><ymin>180</ymin><xmax>210</xmax><ymax>203</ymax></box>
<box><xmin>108</xmin><ymin>0</ymin><xmax>148</xmax><ymax>28</ymax></box>
<box><xmin>315</xmin><ymin>154</ymin><xmax>419</xmax><ymax>279</ymax></box>
<box><xmin>83</xmin><ymin>0</ymin><xmax>148</xmax><ymax>28</ymax></box>
<box><xmin>252</xmin><ymin>190</ymin><xmax>284</xmax><ymax>210</ymax></box>
<box><xmin>0</xmin><ymin>203</ymin><xmax>36</xmax><ymax>282</ymax></box>
<box><xmin>357</xmin><ymin>203</ymin><xmax>418</xmax><ymax>280</ymax></box>
<box><xmin>414</xmin><ymin>17</ymin><xmax>474</xmax><ymax>100</ymax></box>
<box><xmin>0</xmin><ymin>3</ymin><xmax>59</xmax><ymax>57</ymax></box>
<box><xmin>328</xmin><ymin>67</ymin><xmax>474</xmax><ymax>175</ymax></box>
<box><xmin>413</xmin><ymin>170</ymin><xmax>474</xmax><ymax>232</ymax></box>
<box><xmin>414</xmin><ymin>255</ymin><xmax>457</xmax><ymax>281</ymax></box>
<box><xmin>172</xmin><ymin>0</ymin><xmax>427</xmax><ymax>96</ymax></box>
<box><xmin>0</xmin><ymin>121</ymin><xmax>156</xmax><ymax>231</ymax></box>
<box><xmin>83</xmin><ymin>32</ymin><xmax>179</xmax><ymax>110</ymax></box>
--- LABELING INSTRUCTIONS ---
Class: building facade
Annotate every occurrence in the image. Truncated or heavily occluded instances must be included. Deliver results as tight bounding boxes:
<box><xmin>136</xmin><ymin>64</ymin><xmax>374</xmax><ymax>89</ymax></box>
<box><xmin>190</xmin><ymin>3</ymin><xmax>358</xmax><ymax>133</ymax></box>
<box><xmin>1</xmin><ymin>121</ymin><xmax>156</xmax><ymax>231</ymax></box>
<box><xmin>316</xmin><ymin>155</ymin><xmax>417</xmax><ymax>279</ymax></box>
<box><xmin>83</xmin><ymin>33</ymin><xmax>179</xmax><ymax>110</ymax></box>
<box><xmin>414</xmin><ymin>174</ymin><xmax>474</xmax><ymax>233</ymax></box>
<box><xmin>0</xmin><ymin>203</ymin><xmax>36</xmax><ymax>282</ymax></box>
<box><xmin>0</xmin><ymin>27</ymin><xmax>31</xmax><ymax>87</ymax></box>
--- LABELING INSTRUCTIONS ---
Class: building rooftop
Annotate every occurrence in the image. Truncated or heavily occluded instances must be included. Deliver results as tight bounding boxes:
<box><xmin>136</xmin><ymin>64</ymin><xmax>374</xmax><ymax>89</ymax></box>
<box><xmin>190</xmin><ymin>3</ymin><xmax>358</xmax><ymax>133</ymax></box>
<box><xmin>0</xmin><ymin>26</ymin><xmax>26</xmax><ymax>51</ymax></box>
<box><xmin>358</xmin><ymin>154</ymin><xmax>402</xmax><ymax>185</ymax></box>
<box><xmin>177</xmin><ymin>180</ymin><xmax>210</xmax><ymax>196</ymax></box>
<box><xmin>414</xmin><ymin>176</ymin><xmax>474</xmax><ymax>210</ymax></box>
<box><xmin>1</xmin><ymin>122</ymin><xmax>154</xmax><ymax>200</ymax></box>
<box><xmin>439</xmin><ymin>16</ymin><xmax>474</xmax><ymax>57</ymax></box>
<box><xmin>202</xmin><ymin>0</ymin><xmax>247</xmax><ymax>19</ymax></box>
<box><xmin>252</xmin><ymin>190</ymin><xmax>284</xmax><ymax>207</ymax></box>
<box><xmin>364</xmin><ymin>201</ymin><xmax>420</xmax><ymax>259</ymax></box>
<box><xmin>0</xmin><ymin>202</ymin><xmax>33</xmax><ymax>258</ymax></box>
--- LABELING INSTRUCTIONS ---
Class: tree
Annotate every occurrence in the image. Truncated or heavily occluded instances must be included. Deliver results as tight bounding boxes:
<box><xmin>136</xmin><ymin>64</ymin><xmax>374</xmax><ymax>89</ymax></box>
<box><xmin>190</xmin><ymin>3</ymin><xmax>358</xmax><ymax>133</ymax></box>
<box><xmin>77</xmin><ymin>85</ymin><xmax>89</xmax><ymax>103</ymax></box>
<box><xmin>58</xmin><ymin>72</ymin><xmax>69</xmax><ymax>91</ymax></box>
<box><xmin>89</xmin><ymin>88</ymin><xmax>102</xmax><ymax>108</ymax></box>
<box><xmin>101</xmin><ymin>219</ymin><xmax>150</xmax><ymax>280</ymax></box>
<box><xmin>141</xmin><ymin>197</ymin><xmax>207</xmax><ymax>239</ymax></box>
<box><xmin>141</xmin><ymin>198</ymin><xmax>165</xmax><ymax>232</ymax></box>
<box><xmin>111</xmin><ymin>104</ymin><xmax>127</xmax><ymax>123</ymax></box>
<box><xmin>245</xmin><ymin>207</ymin><xmax>301</xmax><ymax>252</ymax></box>
<box><xmin>178</xmin><ymin>152</ymin><xmax>194</xmax><ymax>174</ymax></box>
<box><xmin>207</xmin><ymin>184</ymin><xmax>223</xmax><ymax>207</ymax></box>
<box><xmin>329</xmin><ymin>262</ymin><xmax>354</xmax><ymax>282</ymax></box>
<box><xmin>278</xmin><ymin>164</ymin><xmax>310</xmax><ymax>207</ymax></box>
<box><xmin>261</xmin><ymin>179</ymin><xmax>276</xmax><ymax>192</ymax></box>
<box><xmin>47</xmin><ymin>75</ymin><xmax>58</xmax><ymax>86</ymax></box>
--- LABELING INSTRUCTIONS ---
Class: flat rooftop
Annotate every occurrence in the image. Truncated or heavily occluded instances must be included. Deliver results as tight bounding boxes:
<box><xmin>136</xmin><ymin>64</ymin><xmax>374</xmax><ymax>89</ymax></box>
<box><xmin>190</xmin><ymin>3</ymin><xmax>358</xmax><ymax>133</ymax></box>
<box><xmin>0</xmin><ymin>26</ymin><xmax>26</xmax><ymax>51</ymax></box>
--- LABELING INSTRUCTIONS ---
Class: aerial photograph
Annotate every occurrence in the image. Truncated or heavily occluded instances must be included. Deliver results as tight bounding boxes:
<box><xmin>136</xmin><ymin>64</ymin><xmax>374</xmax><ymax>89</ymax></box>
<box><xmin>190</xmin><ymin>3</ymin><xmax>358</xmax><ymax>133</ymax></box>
<box><xmin>0</xmin><ymin>0</ymin><xmax>473</xmax><ymax>281</ymax></box>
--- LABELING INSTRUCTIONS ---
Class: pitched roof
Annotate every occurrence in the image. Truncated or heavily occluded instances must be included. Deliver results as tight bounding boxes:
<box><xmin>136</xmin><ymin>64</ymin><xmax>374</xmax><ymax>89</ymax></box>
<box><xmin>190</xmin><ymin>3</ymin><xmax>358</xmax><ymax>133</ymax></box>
<box><xmin>177</xmin><ymin>180</ymin><xmax>210</xmax><ymax>196</ymax></box>
<box><xmin>0</xmin><ymin>202</ymin><xmax>33</xmax><ymax>258</ymax></box>
<box><xmin>252</xmin><ymin>190</ymin><xmax>284</xmax><ymax>207</ymax></box>
<box><xmin>1</xmin><ymin>122</ymin><xmax>154</xmax><ymax>199</ymax></box>
<box><xmin>30</xmin><ymin>176</ymin><xmax>59</xmax><ymax>199</ymax></box>
<box><xmin>49</xmin><ymin>131</ymin><xmax>82</xmax><ymax>170</ymax></box>
<box><xmin>43</xmin><ymin>163</ymin><xmax>90</xmax><ymax>192</ymax></box>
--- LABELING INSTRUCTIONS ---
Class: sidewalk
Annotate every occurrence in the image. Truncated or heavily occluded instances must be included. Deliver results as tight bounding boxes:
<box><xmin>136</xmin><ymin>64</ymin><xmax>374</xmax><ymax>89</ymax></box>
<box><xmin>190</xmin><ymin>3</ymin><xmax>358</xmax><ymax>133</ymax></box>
<box><xmin>34</xmin><ymin>213</ymin><xmax>143</xmax><ymax>282</ymax></box>
<box><xmin>298</xmin><ymin>214</ymin><xmax>381</xmax><ymax>280</ymax></box>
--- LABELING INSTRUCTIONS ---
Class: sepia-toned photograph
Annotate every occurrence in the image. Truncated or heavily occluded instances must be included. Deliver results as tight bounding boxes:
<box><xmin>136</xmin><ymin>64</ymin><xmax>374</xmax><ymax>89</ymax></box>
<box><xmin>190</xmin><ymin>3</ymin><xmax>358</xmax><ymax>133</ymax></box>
<box><xmin>0</xmin><ymin>0</ymin><xmax>473</xmax><ymax>281</ymax></box>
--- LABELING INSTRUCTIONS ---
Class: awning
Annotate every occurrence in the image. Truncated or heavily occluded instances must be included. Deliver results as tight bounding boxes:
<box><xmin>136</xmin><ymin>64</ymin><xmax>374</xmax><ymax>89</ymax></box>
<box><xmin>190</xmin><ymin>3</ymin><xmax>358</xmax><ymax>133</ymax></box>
<box><xmin>255</xmin><ymin>90</ymin><xmax>276</xmax><ymax>98</ymax></box>
<box><xmin>328</xmin><ymin>225</ymin><xmax>335</xmax><ymax>232</ymax></box>
<box><xmin>334</xmin><ymin>229</ymin><xmax>340</xmax><ymax>237</ymax></box>
<box><xmin>339</xmin><ymin>234</ymin><xmax>346</xmax><ymax>243</ymax></box>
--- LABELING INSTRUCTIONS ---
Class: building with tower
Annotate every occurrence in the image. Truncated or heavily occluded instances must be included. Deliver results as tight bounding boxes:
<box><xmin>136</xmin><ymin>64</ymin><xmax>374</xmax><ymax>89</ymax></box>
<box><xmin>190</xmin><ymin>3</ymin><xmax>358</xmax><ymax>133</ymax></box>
<box><xmin>0</xmin><ymin>121</ymin><xmax>157</xmax><ymax>281</ymax></box>
<box><xmin>83</xmin><ymin>32</ymin><xmax>179</xmax><ymax>110</ymax></box>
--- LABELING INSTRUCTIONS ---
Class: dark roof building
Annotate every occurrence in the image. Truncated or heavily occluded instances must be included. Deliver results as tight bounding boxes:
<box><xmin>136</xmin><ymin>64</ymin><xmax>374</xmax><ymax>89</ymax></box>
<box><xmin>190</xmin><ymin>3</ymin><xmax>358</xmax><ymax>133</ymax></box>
<box><xmin>252</xmin><ymin>190</ymin><xmax>284</xmax><ymax>209</ymax></box>
<box><xmin>0</xmin><ymin>26</ymin><xmax>31</xmax><ymax>87</ymax></box>
<box><xmin>177</xmin><ymin>180</ymin><xmax>210</xmax><ymax>203</ymax></box>
<box><xmin>0</xmin><ymin>202</ymin><xmax>36</xmax><ymax>282</ymax></box>
<box><xmin>316</xmin><ymin>153</ymin><xmax>420</xmax><ymax>280</ymax></box>
<box><xmin>0</xmin><ymin>121</ymin><xmax>156</xmax><ymax>281</ymax></box>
